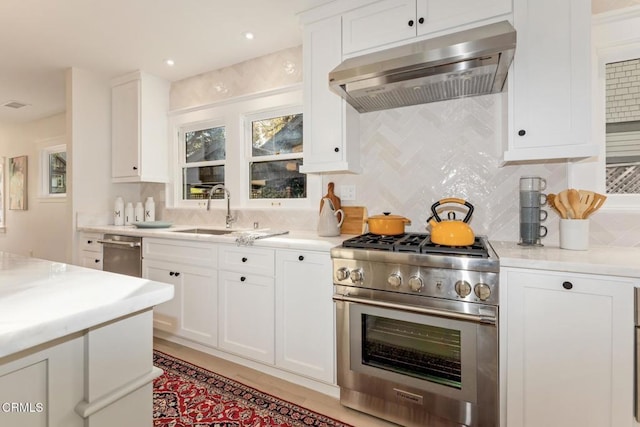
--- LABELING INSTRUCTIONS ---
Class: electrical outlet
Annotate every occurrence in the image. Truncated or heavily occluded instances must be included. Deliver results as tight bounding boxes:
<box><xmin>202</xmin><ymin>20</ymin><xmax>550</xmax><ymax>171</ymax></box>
<box><xmin>340</xmin><ymin>185</ymin><xmax>356</xmax><ymax>201</ymax></box>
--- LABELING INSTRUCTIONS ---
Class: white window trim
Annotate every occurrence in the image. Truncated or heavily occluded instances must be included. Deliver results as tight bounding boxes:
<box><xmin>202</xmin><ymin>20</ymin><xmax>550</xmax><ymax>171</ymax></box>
<box><xmin>569</xmin><ymin>6</ymin><xmax>640</xmax><ymax>211</ymax></box>
<box><xmin>36</xmin><ymin>136</ymin><xmax>66</xmax><ymax>202</ymax></box>
<box><xmin>166</xmin><ymin>85</ymin><xmax>320</xmax><ymax>211</ymax></box>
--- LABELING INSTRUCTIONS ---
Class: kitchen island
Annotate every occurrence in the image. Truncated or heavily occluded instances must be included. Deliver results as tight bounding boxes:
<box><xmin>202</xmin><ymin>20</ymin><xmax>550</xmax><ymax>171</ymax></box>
<box><xmin>0</xmin><ymin>252</ymin><xmax>174</xmax><ymax>427</ymax></box>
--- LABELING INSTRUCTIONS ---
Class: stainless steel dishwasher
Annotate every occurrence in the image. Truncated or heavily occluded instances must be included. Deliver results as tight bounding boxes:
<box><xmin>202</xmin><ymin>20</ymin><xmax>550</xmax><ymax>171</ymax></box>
<box><xmin>98</xmin><ymin>234</ymin><xmax>142</xmax><ymax>277</ymax></box>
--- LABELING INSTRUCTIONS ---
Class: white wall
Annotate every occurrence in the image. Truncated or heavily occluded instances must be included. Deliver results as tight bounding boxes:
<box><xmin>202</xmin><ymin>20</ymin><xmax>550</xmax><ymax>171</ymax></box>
<box><xmin>0</xmin><ymin>113</ymin><xmax>69</xmax><ymax>261</ymax></box>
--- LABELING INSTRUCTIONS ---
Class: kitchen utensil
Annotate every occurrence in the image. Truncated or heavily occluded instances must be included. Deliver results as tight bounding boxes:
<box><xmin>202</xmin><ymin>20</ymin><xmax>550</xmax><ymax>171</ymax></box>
<box><xmin>366</xmin><ymin>212</ymin><xmax>411</xmax><ymax>235</ymax></box>
<box><xmin>340</xmin><ymin>206</ymin><xmax>368</xmax><ymax>235</ymax></box>
<box><xmin>317</xmin><ymin>198</ymin><xmax>344</xmax><ymax>237</ymax></box>
<box><xmin>320</xmin><ymin>182</ymin><xmax>342</xmax><ymax>223</ymax></box>
<box><xmin>552</xmin><ymin>194</ymin><xmax>568</xmax><ymax>219</ymax></box>
<box><xmin>428</xmin><ymin>198</ymin><xmax>475</xmax><ymax>246</ymax></box>
<box><xmin>567</xmin><ymin>189</ymin><xmax>582</xmax><ymax>219</ymax></box>
<box><xmin>558</xmin><ymin>190</ymin><xmax>575</xmax><ymax>219</ymax></box>
<box><xmin>577</xmin><ymin>190</ymin><xmax>595</xmax><ymax>219</ymax></box>
<box><xmin>547</xmin><ymin>194</ymin><xmax>563</xmax><ymax>218</ymax></box>
<box><xmin>583</xmin><ymin>193</ymin><xmax>607</xmax><ymax>218</ymax></box>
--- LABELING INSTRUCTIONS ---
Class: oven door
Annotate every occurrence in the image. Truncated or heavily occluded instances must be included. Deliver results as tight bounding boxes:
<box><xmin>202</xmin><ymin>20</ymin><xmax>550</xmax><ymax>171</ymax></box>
<box><xmin>334</xmin><ymin>290</ymin><xmax>497</xmax><ymax>427</ymax></box>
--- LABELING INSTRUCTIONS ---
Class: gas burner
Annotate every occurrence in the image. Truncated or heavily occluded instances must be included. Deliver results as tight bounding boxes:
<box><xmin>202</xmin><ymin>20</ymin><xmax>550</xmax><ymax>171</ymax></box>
<box><xmin>341</xmin><ymin>233</ymin><xmax>490</xmax><ymax>258</ymax></box>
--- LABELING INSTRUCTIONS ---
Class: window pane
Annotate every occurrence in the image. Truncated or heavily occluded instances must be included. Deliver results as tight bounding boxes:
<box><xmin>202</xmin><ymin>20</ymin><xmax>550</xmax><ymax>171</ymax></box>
<box><xmin>250</xmin><ymin>159</ymin><xmax>306</xmax><ymax>199</ymax></box>
<box><xmin>252</xmin><ymin>114</ymin><xmax>302</xmax><ymax>157</ymax></box>
<box><xmin>49</xmin><ymin>152</ymin><xmax>66</xmax><ymax>194</ymax></box>
<box><xmin>186</xmin><ymin>126</ymin><xmax>226</xmax><ymax>163</ymax></box>
<box><xmin>182</xmin><ymin>165</ymin><xmax>225</xmax><ymax>200</ymax></box>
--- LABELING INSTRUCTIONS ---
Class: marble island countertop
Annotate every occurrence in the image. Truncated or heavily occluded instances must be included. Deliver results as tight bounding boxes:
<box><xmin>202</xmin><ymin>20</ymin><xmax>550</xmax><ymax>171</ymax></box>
<box><xmin>0</xmin><ymin>252</ymin><xmax>174</xmax><ymax>359</ymax></box>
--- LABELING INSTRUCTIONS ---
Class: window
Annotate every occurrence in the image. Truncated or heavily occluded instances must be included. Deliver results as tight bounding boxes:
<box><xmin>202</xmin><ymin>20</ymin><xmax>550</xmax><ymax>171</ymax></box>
<box><xmin>246</xmin><ymin>110</ymin><xmax>306</xmax><ymax>200</ymax></box>
<box><xmin>179</xmin><ymin>122</ymin><xmax>226</xmax><ymax>201</ymax></box>
<box><xmin>39</xmin><ymin>142</ymin><xmax>66</xmax><ymax>199</ymax></box>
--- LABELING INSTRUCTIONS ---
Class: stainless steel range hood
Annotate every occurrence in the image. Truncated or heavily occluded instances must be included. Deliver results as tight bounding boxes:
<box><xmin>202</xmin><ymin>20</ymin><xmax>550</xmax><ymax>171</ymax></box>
<box><xmin>329</xmin><ymin>21</ymin><xmax>516</xmax><ymax>113</ymax></box>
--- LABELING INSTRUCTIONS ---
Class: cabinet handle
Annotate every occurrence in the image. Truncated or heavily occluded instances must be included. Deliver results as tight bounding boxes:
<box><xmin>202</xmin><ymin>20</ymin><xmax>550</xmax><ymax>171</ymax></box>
<box><xmin>94</xmin><ymin>259</ymin><xmax>100</xmax><ymax>263</ymax></box>
<box><xmin>334</xmin><ymin>147</ymin><xmax>340</xmax><ymax>153</ymax></box>
<box><xmin>298</xmin><ymin>255</ymin><xmax>304</xmax><ymax>261</ymax></box>
<box><xmin>241</xmin><ymin>257</ymin><xmax>248</xmax><ymax>262</ymax></box>
<box><xmin>132</xmin><ymin>166</ymin><xmax>138</xmax><ymax>170</ymax></box>
<box><xmin>418</xmin><ymin>17</ymin><xmax>424</xmax><ymax>24</ymax></box>
<box><xmin>87</xmin><ymin>240</ymin><xmax>93</xmax><ymax>244</ymax></box>
<box><xmin>518</xmin><ymin>129</ymin><xmax>526</xmax><ymax>136</ymax></box>
<box><xmin>174</xmin><ymin>272</ymin><xmax>180</xmax><ymax>277</ymax></box>
<box><xmin>562</xmin><ymin>281</ymin><xmax>573</xmax><ymax>290</ymax></box>
<box><xmin>240</xmin><ymin>276</ymin><xmax>246</xmax><ymax>282</ymax></box>
<box><xmin>408</xmin><ymin>19</ymin><xmax>414</xmax><ymax>27</ymax></box>
<box><xmin>169</xmin><ymin>271</ymin><xmax>174</xmax><ymax>276</ymax></box>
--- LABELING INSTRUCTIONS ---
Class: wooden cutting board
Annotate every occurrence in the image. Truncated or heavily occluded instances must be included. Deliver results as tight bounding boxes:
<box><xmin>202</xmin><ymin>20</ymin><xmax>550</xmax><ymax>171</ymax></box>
<box><xmin>340</xmin><ymin>206</ymin><xmax>368</xmax><ymax>235</ymax></box>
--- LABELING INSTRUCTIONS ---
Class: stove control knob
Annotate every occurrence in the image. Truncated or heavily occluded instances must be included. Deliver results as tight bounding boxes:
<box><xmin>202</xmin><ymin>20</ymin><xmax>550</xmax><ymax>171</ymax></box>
<box><xmin>408</xmin><ymin>276</ymin><xmax>423</xmax><ymax>292</ymax></box>
<box><xmin>455</xmin><ymin>280</ymin><xmax>472</xmax><ymax>298</ymax></box>
<box><xmin>350</xmin><ymin>269</ymin><xmax>364</xmax><ymax>283</ymax></box>
<box><xmin>388</xmin><ymin>274</ymin><xmax>402</xmax><ymax>288</ymax></box>
<box><xmin>336</xmin><ymin>267</ymin><xmax>350</xmax><ymax>281</ymax></box>
<box><xmin>474</xmin><ymin>283</ymin><xmax>491</xmax><ymax>301</ymax></box>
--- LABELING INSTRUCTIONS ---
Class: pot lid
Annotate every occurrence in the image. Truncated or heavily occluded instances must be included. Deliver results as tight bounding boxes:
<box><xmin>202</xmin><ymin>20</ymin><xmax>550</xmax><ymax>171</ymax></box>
<box><xmin>368</xmin><ymin>212</ymin><xmax>410</xmax><ymax>221</ymax></box>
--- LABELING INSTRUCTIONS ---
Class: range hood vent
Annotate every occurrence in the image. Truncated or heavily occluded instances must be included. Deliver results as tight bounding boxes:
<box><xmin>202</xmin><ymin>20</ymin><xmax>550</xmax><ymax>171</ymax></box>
<box><xmin>329</xmin><ymin>21</ymin><xmax>516</xmax><ymax>113</ymax></box>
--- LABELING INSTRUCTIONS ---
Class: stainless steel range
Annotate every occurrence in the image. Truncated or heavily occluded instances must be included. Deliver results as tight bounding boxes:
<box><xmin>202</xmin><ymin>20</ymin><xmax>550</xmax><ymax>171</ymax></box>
<box><xmin>331</xmin><ymin>232</ymin><xmax>499</xmax><ymax>427</ymax></box>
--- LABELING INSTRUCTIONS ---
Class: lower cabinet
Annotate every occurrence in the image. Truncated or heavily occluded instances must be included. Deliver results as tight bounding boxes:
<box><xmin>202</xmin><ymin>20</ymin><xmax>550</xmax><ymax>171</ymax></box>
<box><xmin>218</xmin><ymin>270</ymin><xmax>275</xmax><ymax>364</ymax></box>
<box><xmin>503</xmin><ymin>267</ymin><xmax>636</xmax><ymax>427</ymax></box>
<box><xmin>275</xmin><ymin>249</ymin><xmax>334</xmax><ymax>383</ymax></box>
<box><xmin>79</xmin><ymin>232</ymin><xmax>103</xmax><ymax>270</ymax></box>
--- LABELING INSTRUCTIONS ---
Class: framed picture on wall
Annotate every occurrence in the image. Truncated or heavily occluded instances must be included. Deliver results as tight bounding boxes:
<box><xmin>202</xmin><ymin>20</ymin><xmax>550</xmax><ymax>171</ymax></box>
<box><xmin>9</xmin><ymin>155</ymin><xmax>27</xmax><ymax>210</ymax></box>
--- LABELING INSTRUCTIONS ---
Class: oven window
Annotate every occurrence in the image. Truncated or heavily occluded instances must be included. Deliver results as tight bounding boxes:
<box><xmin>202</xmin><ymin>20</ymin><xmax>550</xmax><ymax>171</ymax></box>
<box><xmin>362</xmin><ymin>314</ymin><xmax>462</xmax><ymax>389</ymax></box>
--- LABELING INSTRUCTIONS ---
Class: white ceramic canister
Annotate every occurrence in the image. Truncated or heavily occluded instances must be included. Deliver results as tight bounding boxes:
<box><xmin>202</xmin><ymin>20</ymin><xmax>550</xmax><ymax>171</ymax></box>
<box><xmin>114</xmin><ymin>196</ymin><xmax>124</xmax><ymax>226</ymax></box>
<box><xmin>134</xmin><ymin>202</ymin><xmax>144</xmax><ymax>223</ymax></box>
<box><xmin>124</xmin><ymin>202</ymin><xmax>134</xmax><ymax>225</ymax></box>
<box><xmin>144</xmin><ymin>197</ymin><xmax>155</xmax><ymax>222</ymax></box>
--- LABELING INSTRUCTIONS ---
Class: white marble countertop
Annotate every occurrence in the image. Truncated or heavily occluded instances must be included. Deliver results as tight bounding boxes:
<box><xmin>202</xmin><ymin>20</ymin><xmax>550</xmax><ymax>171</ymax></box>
<box><xmin>78</xmin><ymin>225</ymin><xmax>350</xmax><ymax>252</ymax></box>
<box><xmin>492</xmin><ymin>240</ymin><xmax>640</xmax><ymax>278</ymax></box>
<box><xmin>0</xmin><ymin>252</ymin><xmax>174</xmax><ymax>359</ymax></box>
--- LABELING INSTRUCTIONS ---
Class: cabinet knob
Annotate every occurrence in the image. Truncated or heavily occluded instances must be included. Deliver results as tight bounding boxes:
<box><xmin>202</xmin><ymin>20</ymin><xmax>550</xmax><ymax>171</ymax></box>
<box><xmin>240</xmin><ymin>276</ymin><xmax>246</xmax><ymax>282</ymax></box>
<box><xmin>562</xmin><ymin>281</ymin><xmax>573</xmax><ymax>290</ymax></box>
<box><xmin>169</xmin><ymin>271</ymin><xmax>174</xmax><ymax>276</ymax></box>
<box><xmin>518</xmin><ymin>129</ymin><xmax>526</xmax><ymax>136</ymax></box>
<box><xmin>334</xmin><ymin>147</ymin><xmax>340</xmax><ymax>153</ymax></box>
<box><xmin>418</xmin><ymin>17</ymin><xmax>424</xmax><ymax>24</ymax></box>
<box><xmin>94</xmin><ymin>259</ymin><xmax>100</xmax><ymax>263</ymax></box>
<box><xmin>408</xmin><ymin>19</ymin><xmax>414</xmax><ymax>27</ymax></box>
<box><xmin>242</xmin><ymin>257</ymin><xmax>248</xmax><ymax>262</ymax></box>
<box><xmin>132</xmin><ymin>166</ymin><xmax>138</xmax><ymax>170</ymax></box>
<box><xmin>174</xmin><ymin>272</ymin><xmax>180</xmax><ymax>277</ymax></box>
<box><xmin>298</xmin><ymin>255</ymin><xmax>304</xmax><ymax>261</ymax></box>
<box><xmin>87</xmin><ymin>240</ymin><xmax>93</xmax><ymax>244</ymax></box>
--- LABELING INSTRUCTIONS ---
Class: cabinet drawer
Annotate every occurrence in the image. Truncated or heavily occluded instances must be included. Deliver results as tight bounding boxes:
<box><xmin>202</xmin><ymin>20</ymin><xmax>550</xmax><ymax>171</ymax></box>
<box><xmin>80</xmin><ymin>233</ymin><xmax>103</xmax><ymax>253</ymax></box>
<box><xmin>218</xmin><ymin>245</ymin><xmax>275</xmax><ymax>277</ymax></box>
<box><xmin>143</xmin><ymin>237</ymin><xmax>217</xmax><ymax>267</ymax></box>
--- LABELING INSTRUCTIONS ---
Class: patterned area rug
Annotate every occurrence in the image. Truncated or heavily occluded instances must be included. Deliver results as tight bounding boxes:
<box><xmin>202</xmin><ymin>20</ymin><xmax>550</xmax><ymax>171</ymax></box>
<box><xmin>152</xmin><ymin>350</ymin><xmax>353</xmax><ymax>427</ymax></box>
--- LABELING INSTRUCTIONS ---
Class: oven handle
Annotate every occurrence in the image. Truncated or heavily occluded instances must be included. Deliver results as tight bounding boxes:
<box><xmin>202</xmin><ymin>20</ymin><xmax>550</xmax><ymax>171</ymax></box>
<box><xmin>97</xmin><ymin>239</ymin><xmax>141</xmax><ymax>248</ymax></box>
<box><xmin>333</xmin><ymin>294</ymin><xmax>497</xmax><ymax>325</ymax></box>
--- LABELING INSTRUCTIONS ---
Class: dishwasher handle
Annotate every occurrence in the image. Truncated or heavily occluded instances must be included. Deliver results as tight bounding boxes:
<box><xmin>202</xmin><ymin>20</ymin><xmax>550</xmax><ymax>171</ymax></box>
<box><xmin>97</xmin><ymin>239</ymin><xmax>141</xmax><ymax>248</ymax></box>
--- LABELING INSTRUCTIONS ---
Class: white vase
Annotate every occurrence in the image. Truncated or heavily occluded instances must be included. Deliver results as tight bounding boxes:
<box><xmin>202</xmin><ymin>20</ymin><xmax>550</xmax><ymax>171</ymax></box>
<box><xmin>124</xmin><ymin>202</ymin><xmax>134</xmax><ymax>225</ymax></box>
<box><xmin>114</xmin><ymin>197</ymin><xmax>124</xmax><ymax>226</ymax></box>
<box><xmin>144</xmin><ymin>197</ymin><xmax>155</xmax><ymax>222</ymax></box>
<box><xmin>134</xmin><ymin>202</ymin><xmax>144</xmax><ymax>223</ymax></box>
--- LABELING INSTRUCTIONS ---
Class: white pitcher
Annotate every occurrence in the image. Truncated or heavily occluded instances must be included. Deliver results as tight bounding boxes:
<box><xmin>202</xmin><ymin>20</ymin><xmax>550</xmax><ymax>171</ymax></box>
<box><xmin>317</xmin><ymin>198</ymin><xmax>344</xmax><ymax>237</ymax></box>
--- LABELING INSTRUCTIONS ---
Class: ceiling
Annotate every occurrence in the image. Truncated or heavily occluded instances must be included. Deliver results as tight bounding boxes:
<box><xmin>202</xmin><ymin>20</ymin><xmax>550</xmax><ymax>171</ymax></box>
<box><xmin>0</xmin><ymin>0</ymin><xmax>331</xmax><ymax>124</ymax></box>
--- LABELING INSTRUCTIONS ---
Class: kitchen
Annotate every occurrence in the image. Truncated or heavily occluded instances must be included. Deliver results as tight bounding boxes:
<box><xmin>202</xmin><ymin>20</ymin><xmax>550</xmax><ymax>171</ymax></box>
<box><xmin>2</xmin><ymin>0</ymin><xmax>640</xmax><ymax>426</ymax></box>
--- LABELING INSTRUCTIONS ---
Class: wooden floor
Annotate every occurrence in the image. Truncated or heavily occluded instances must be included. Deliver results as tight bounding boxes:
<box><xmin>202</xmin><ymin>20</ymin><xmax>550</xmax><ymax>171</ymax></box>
<box><xmin>153</xmin><ymin>338</ymin><xmax>398</xmax><ymax>427</ymax></box>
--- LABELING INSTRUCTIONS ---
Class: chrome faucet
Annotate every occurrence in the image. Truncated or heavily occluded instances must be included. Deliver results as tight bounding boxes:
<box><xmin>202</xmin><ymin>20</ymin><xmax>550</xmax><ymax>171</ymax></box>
<box><xmin>207</xmin><ymin>184</ymin><xmax>236</xmax><ymax>228</ymax></box>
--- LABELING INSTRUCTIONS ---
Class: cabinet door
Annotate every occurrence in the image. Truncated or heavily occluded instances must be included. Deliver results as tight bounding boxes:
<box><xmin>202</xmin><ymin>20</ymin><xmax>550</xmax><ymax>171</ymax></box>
<box><xmin>342</xmin><ymin>0</ymin><xmax>416</xmax><ymax>54</ymax></box>
<box><xmin>80</xmin><ymin>251</ymin><xmax>103</xmax><ymax>270</ymax></box>
<box><xmin>505</xmin><ymin>0</ymin><xmax>597</xmax><ymax>161</ymax></box>
<box><xmin>144</xmin><ymin>259</ymin><xmax>217</xmax><ymax>346</ymax></box>
<box><xmin>505</xmin><ymin>268</ymin><xmax>635</xmax><ymax>427</ymax></box>
<box><xmin>300</xmin><ymin>16</ymin><xmax>361</xmax><ymax>174</ymax></box>
<box><xmin>111</xmin><ymin>79</ymin><xmax>141</xmax><ymax>179</ymax></box>
<box><xmin>416</xmin><ymin>0</ymin><xmax>511</xmax><ymax>37</ymax></box>
<box><xmin>275</xmin><ymin>250</ymin><xmax>334</xmax><ymax>383</ymax></box>
<box><xmin>218</xmin><ymin>270</ymin><xmax>274</xmax><ymax>364</ymax></box>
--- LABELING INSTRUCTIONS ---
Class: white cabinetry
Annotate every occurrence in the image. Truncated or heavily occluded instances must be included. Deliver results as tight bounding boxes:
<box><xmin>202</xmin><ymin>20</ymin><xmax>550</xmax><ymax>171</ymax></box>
<box><xmin>504</xmin><ymin>267</ymin><xmax>635</xmax><ymax>427</ymax></box>
<box><xmin>275</xmin><ymin>250</ymin><xmax>334</xmax><ymax>383</ymax></box>
<box><xmin>504</xmin><ymin>0</ymin><xmax>597</xmax><ymax>162</ymax></box>
<box><xmin>143</xmin><ymin>238</ymin><xmax>218</xmax><ymax>346</ymax></box>
<box><xmin>299</xmin><ymin>15</ymin><xmax>361</xmax><ymax>174</ymax></box>
<box><xmin>342</xmin><ymin>0</ymin><xmax>511</xmax><ymax>55</ymax></box>
<box><xmin>218</xmin><ymin>246</ymin><xmax>275</xmax><ymax>364</ymax></box>
<box><xmin>111</xmin><ymin>71</ymin><xmax>170</xmax><ymax>183</ymax></box>
<box><xmin>79</xmin><ymin>232</ymin><xmax>103</xmax><ymax>270</ymax></box>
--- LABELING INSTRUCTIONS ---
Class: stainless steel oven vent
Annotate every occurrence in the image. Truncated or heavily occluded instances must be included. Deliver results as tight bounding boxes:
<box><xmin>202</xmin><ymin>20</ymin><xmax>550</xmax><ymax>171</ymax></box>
<box><xmin>329</xmin><ymin>21</ymin><xmax>516</xmax><ymax>113</ymax></box>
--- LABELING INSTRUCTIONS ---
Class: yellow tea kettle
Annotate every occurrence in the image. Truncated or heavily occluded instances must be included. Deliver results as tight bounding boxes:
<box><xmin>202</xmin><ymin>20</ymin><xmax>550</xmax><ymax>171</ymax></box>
<box><xmin>427</xmin><ymin>198</ymin><xmax>475</xmax><ymax>246</ymax></box>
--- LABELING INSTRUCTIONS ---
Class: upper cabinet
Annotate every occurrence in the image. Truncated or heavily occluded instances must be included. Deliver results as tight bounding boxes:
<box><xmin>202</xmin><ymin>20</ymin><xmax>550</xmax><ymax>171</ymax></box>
<box><xmin>504</xmin><ymin>0</ymin><xmax>598</xmax><ymax>162</ymax></box>
<box><xmin>111</xmin><ymin>71</ymin><xmax>170</xmax><ymax>183</ymax></box>
<box><xmin>299</xmin><ymin>16</ymin><xmax>361</xmax><ymax>174</ymax></box>
<box><xmin>342</xmin><ymin>0</ymin><xmax>512</xmax><ymax>55</ymax></box>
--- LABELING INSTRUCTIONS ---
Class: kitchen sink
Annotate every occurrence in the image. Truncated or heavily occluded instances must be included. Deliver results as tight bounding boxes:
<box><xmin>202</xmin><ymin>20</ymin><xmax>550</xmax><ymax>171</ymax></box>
<box><xmin>171</xmin><ymin>228</ymin><xmax>234</xmax><ymax>235</ymax></box>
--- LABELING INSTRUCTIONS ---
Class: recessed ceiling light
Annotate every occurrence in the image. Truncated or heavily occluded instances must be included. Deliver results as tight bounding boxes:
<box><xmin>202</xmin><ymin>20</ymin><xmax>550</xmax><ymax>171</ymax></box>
<box><xmin>243</xmin><ymin>31</ymin><xmax>254</xmax><ymax>40</ymax></box>
<box><xmin>165</xmin><ymin>59</ymin><xmax>175</xmax><ymax>66</ymax></box>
